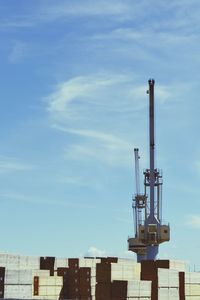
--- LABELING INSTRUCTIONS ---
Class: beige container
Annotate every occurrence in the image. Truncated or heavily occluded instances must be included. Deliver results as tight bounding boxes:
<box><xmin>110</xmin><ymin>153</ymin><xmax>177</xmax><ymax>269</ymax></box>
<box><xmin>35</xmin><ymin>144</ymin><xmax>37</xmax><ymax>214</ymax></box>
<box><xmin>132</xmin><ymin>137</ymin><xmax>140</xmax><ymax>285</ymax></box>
<box><xmin>158</xmin><ymin>268</ymin><xmax>179</xmax><ymax>288</ymax></box>
<box><xmin>169</xmin><ymin>260</ymin><xmax>187</xmax><ymax>272</ymax></box>
<box><xmin>4</xmin><ymin>284</ymin><xmax>32</xmax><ymax>299</ymax></box>
<box><xmin>111</xmin><ymin>262</ymin><xmax>141</xmax><ymax>281</ymax></box>
<box><xmin>185</xmin><ymin>272</ymin><xmax>200</xmax><ymax>284</ymax></box>
<box><xmin>185</xmin><ymin>284</ymin><xmax>200</xmax><ymax>296</ymax></box>
<box><xmin>127</xmin><ymin>280</ymin><xmax>151</xmax><ymax>298</ymax></box>
<box><xmin>5</xmin><ymin>269</ymin><xmax>33</xmax><ymax>285</ymax></box>
<box><xmin>39</xmin><ymin>275</ymin><xmax>63</xmax><ymax>286</ymax></box>
<box><xmin>158</xmin><ymin>287</ymin><xmax>179</xmax><ymax>300</ymax></box>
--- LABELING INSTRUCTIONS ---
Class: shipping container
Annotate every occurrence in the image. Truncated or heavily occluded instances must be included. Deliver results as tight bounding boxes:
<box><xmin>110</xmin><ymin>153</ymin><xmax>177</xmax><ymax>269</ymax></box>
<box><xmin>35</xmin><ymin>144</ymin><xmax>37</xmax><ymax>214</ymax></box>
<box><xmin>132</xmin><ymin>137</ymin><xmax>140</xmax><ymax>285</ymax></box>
<box><xmin>158</xmin><ymin>287</ymin><xmax>179</xmax><ymax>300</ymax></box>
<box><xmin>158</xmin><ymin>268</ymin><xmax>179</xmax><ymax>288</ymax></box>
<box><xmin>127</xmin><ymin>280</ymin><xmax>152</xmax><ymax>298</ymax></box>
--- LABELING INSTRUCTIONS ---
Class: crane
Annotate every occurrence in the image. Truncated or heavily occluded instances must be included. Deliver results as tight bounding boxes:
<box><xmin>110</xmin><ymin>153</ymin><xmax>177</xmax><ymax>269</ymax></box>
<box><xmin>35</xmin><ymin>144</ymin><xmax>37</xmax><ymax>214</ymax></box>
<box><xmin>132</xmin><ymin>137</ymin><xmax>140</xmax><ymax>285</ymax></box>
<box><xmin>128</xmin><ymin>79</ymin><xmax>170</xmax><ymax>262</ymax></box>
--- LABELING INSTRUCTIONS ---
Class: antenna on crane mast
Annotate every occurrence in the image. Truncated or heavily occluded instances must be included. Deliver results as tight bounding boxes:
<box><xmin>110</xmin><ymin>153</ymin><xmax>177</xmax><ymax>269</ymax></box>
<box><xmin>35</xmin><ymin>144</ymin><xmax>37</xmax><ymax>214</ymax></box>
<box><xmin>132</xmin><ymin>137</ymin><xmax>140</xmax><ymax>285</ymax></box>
<box><xmin>128</xmin><ymin>79</ymin><xmax>170</xmax><ymax>262</ymax></box>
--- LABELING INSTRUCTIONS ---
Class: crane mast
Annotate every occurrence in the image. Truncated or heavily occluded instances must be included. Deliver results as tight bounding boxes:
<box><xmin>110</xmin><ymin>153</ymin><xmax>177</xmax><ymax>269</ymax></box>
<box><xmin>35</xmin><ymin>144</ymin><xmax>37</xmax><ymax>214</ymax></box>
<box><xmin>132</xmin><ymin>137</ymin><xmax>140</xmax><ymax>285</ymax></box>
<box><xmin>128</xmin><ymin>79</ymin><xmax>170</xmax><ymax>262</ymax></box>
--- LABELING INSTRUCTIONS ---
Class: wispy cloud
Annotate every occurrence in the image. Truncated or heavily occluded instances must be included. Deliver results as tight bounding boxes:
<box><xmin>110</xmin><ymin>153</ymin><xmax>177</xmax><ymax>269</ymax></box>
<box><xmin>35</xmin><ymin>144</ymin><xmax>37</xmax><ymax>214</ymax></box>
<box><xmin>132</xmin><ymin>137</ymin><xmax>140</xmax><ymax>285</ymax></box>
<box><xmin>52</xmin><ymin>126</ymin><xmax>131</xmax><ymax>166</ymax></box>
<box><xmin>53</xmin><ymin>126</ymin><xmax>128</xmax><ymax>148</ymax></box>
<box><xmin>0</xmin><ymin>156</ymin><xmax>34</xmax><ymax>173</ymax></box>
<box><xmin>56</xmin><ymin>174</ymin><xmax>102</xmax><ymax>190</ymax></box>
<box><xmin>0</xmin><ymin>192</ymin><xmax>94</xmax><ymax>209</ymax></box>
<box><xmin>42</xmin><ymin>1</ymin><xmax>131</xmax><ymax>19</ymax></box>
<box><xmin>0</xmin><ymin>1</ymin><xmax>132</xmax><ymax>29</ymax></box>
<box><xmin>2</xmin><ymin>0</ymin><xmax>200</xmax><ymax>33</ymax></box>
<box><xmin>47</xmin><ymin>73</ymin><xmax>137</xmax><ymax>116</ymax></box>
<box><xmin>186</xmin><ymin>214</ymin><xmax>200</xmax><ymax>228</ymax></box>
<box><xmin>46</xmin><ymin>72</ymin><xmax>174</xmax><ymax>167</ymax></box>
<box><xmin>83</xmin><ymin>246</ymin><xmax>135</xmax><ymax>259</ymax></box>
<box><xmin>46</xmin><ymin>72</ymin><xmax>172</xmax><ymax>120</ymax></box>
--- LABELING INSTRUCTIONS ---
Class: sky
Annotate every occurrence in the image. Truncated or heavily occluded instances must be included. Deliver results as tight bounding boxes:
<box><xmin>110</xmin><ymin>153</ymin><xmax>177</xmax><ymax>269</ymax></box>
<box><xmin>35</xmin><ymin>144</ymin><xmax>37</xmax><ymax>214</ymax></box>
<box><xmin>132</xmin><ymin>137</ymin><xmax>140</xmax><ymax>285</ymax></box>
<box><xmin>1</xmin><ymin>0</ymin><xmax>200</xmax><ymax>268</ymax></box>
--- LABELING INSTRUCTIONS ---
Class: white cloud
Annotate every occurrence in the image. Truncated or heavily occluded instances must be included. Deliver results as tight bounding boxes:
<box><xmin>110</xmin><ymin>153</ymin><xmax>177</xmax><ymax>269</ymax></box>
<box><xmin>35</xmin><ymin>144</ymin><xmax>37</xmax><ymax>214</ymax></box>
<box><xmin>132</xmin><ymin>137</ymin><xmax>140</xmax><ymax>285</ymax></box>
<box><xmin>47</xmin><ymin>73</ymin><xmax>136</xmax><ymax>117</ymax></box>
<box><xmin>84</xmin><ymin>246</ymin><xmax>106</xmax><ymax>257</ymax></box>
<box><xmin>83</xmin><ymin>246</ymin><xmax>135</xmax><ymax>259</ymax></box>
<box><xmin>0</xmin><ymin>156</ymin><xmax>34</xmax><ymax>173</ymax></box>
<box><xmin>47</xmin><ymin>73</ymin><xmax>174</xmax><ymax>121</ymax></box>
<box><xmin>186</xmin><ymin>215</ymin><xmax>200</xmax><ymax>228</ymax></box>
<box><xmin>1</xmin><ymin>192</ymin><xmax>94</xmax><ymax>209</ymax></box>
<box><xmin>64</xmin><ymin>141</ymin><xmax>130</xmax><ymax>167</ymax></box>
<box><xmin>46</xmin><ymin>72</ymin><xmax>174</xmax><ymax>167</ymax></box>
<box><xmin>2</xmin><ymin>0</ymin><xmax>200</xmax><ymax>34</ymax></box>
<box><xmin>59</xmin><ymin>127</ymin><xmax>131</xmax><ymax>167</ymax></box>
<box><xmin>0</xmin><ymin>1</ymin><xmax>132</xmax><ymax>29</ymax></box>
<box><xmin>53</xmin><ymin>126</ymin><xmax>128</xmax><ymax>148</ymax></box>
<box><xmin>43</xmin><ymin>1</ymin><xmax>130</xmax><ymax>19</ymax></box>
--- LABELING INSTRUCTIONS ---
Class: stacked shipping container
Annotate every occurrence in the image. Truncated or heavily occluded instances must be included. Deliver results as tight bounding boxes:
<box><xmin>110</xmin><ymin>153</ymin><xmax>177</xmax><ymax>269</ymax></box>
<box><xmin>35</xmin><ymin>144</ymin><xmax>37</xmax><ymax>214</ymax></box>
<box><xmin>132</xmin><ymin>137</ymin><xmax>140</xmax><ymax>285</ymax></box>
<box><xmin>0</xmin><ymin>253</ymin><xmax>200</xmax><ymax>299</ymax></box>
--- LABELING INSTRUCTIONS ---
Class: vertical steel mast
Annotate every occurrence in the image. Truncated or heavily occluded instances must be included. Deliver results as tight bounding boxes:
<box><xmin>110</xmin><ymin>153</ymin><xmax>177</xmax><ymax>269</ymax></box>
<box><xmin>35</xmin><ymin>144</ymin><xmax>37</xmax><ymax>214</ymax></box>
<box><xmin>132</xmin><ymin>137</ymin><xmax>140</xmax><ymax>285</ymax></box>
<box><xmin>149</xmin><ymin>79</ymin><xmax>155</xmax><ymax>221</ymax></box>
<box><xmin>146</xmin><ymin>79</ymin><xmax>159</xmax><ymax>260</ymax></box>
<box><xmin>128</xmin><ymin>79</ymin><xmax>170</xmax><ymax>262</ymax></box>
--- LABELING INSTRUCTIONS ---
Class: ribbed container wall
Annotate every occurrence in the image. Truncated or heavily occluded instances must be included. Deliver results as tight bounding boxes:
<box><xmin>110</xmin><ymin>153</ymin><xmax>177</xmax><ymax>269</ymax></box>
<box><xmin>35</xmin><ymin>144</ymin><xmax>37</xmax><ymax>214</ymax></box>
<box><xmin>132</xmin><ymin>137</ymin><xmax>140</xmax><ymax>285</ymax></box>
<box><xmin>0</xmin><ymin>254</ymin><xmax>40</xmax><ymax>270</ymax></box>
<box><xmin>170</xmin><ymin>260</ymin><xmax>187</xmax><ymax>272</ymax></box>
<box><xmin>111</xmin><ymin>261</ymin><xmax>141</xmax><ymax>281</ymax></box>
<box><xmin>158</xmin><ymin>269</ymin><xmax>179</xmax><ymax>288</ymax></box>
<box><xmin>186</xmin><ymin>297</ymin><xmax>200</xmax><ymax>300</ymax></box>
<box><xmin>158</xmin><ymin>287</ymin><xmax>179</xmax><ymax>300</ymax></box>
<box><xmin>127</xmin><ymin>280</ymin><xmax>152</xmax><ymax>298</ymax></box>
<box><xmin>4</xmin><ymin>285</ymin><xmax>32</xmax><ymax>299</ymax></box>
<box><xmin>185</xmin><ymin>271</ymin><xmax>200</xmax><ymax>298</ymax></box>
<box><xmin>5</xmin><ymin>269</ymin><xmax>33</xmax><ymax>284</ymax></box>
<box><xmin>35</xmin><ymin>273</ymin><xmax>62</xmax><ymax>300</ymax></box>
<box><xmin>54</xmin><ymin>258</ymin><xmax>68</xmax><ymax>269</ymax></box>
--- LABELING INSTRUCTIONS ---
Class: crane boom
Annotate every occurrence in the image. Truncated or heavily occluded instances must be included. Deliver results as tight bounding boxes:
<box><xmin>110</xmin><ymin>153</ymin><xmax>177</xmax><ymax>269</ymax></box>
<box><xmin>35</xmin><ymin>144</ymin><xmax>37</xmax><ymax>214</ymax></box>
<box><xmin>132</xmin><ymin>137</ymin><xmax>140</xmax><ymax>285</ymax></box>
<box><xmin>128</xmin><ymin>79</ymin><xmax>170</xmax><ymax>262</ymax></box>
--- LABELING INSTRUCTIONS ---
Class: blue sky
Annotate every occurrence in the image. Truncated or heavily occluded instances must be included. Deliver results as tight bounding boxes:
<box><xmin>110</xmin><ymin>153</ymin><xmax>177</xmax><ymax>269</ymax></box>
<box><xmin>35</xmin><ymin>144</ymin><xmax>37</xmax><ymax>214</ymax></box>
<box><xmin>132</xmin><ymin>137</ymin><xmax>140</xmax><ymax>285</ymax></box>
<box><xmin>1</xmin><ymin>0</ymin><xmax>200</xmax><ymax>267</ymax></box>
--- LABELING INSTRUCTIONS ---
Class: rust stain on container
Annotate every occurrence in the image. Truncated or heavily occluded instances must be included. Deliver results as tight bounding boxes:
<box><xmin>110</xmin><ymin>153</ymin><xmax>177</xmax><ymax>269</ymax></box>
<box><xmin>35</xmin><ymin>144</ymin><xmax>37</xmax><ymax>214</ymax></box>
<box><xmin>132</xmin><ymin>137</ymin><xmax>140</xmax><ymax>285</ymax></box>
<box><xmin>0</xmin><ymin>268</ymin><xmax>5</xmax><ymax>299</ymax></box>
<box><xmin>179</xmin><ymin>271</ymin><xmax>185</xmax><ymax>300</ymax></box>
<box><xmin>33</xmin><ymin>276</ymin><xmax>39</xmax><ymax>296</ymax></box>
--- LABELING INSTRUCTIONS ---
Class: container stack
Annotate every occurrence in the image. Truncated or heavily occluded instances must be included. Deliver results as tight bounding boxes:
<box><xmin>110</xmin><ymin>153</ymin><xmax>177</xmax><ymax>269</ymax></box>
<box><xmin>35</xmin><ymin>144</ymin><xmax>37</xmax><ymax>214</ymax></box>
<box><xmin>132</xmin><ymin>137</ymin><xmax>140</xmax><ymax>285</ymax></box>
<box><xmin>96</xmin><ymin>259</ymin><xmax>113</xmax><ymax>300</ymax></box>
<box><xmin>1</xmin><ymin>253</ymin><xmax>200</xmax><ymax>299</ymax></box>
<box><xmin>96</xmin><ymin>257</ymin><xmax>130</xmax><ymax>300</ymax></box>
<box><xmin>158</xmin><ymin>269</ymin><xmax>179</xmax><ymax>300</ymax></box>
<box><xmin>79</xmin><ymin>258</ymin><xmax>101</xmax><ymax>299</ymax></box>
<box><xmin>33</xmin><ymin>270</ymin><xmax>62</xmax><ymax>300</ymax></box>
<box><xmin>127</xmin><ymin>280</ymin><xmax>151</xmax><ymax>299</ymax></box>
<box><xmin>4</xmin><ymin>269</ymin><xmax>33</xmax><ymax>299</ymax></box>
<box><xmin>0</xmin><ymin>253</ymin><xmax>40</xmax><ymax>270</ymax></box>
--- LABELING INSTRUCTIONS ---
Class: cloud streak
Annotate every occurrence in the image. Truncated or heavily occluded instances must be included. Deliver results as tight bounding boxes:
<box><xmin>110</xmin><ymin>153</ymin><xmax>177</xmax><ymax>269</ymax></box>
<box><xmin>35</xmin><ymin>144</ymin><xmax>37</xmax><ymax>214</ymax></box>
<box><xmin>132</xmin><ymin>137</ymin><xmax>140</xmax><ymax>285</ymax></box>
<box><xmin>0</xmin><ymin>192</ymin><xmax>94</xmax><ymax>209</ymax></box>
<box><xmin>47</xmin><ymin>72</ymin><xmax>172</xmax><ymax>120</ymax></box>
<box><xmin>63</xmin><ymin>130</ymin><xmax>130</xmax><ymax>167</ymax></box>
<box><xmin>186</xmin><ymin>215</ymin><xmax>200</xmax><ymax>229</ymax></box>
<box><xmin>0</xmin><ymin>156</ymin><xmax>34</xmax><ymax>174</ymax></box>
<box><xmin>0</xmin><ymin>1</ymin><xmax>132</xmax><ymax>29</ymax></box>
<box><xmin>46</xmin><ymin>72</ymin><xmax>175</xmax><ymax>167</ymax></box>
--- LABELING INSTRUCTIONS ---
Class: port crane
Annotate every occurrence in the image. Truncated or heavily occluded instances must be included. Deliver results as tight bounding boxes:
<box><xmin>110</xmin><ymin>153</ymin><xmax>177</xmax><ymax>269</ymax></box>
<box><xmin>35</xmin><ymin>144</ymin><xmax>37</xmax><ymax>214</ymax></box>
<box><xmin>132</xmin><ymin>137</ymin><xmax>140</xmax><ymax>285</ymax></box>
<box><xmin>128</xmin><ymin>79</ymin><xmax>170</xmax><ymax>262</ymax></box>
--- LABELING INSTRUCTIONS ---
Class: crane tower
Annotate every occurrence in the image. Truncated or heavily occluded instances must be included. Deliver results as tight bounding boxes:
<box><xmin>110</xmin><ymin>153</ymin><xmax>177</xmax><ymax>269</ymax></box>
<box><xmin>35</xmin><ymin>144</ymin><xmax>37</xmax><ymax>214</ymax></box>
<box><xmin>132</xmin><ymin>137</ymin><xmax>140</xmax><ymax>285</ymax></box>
<box><xmin>128</xmin><ymin>79</ymin><xmax>170</xmax><ymax>262</ymax></box>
